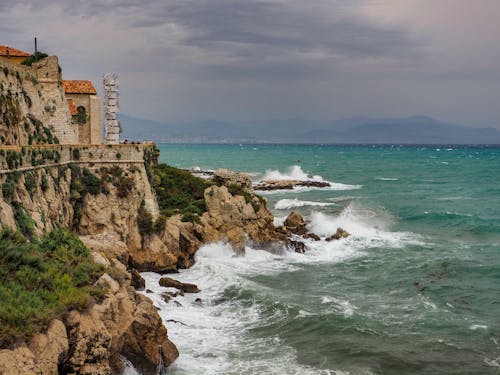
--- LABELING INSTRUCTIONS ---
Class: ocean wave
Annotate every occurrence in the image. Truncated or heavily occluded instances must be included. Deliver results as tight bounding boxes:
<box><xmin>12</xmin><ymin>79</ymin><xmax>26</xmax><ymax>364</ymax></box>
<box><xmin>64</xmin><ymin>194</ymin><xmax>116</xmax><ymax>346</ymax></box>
<box><xmin>261</xmin><ymin>165</ymin><xmax>324</xmax><ymax>182</ymax></box>
<box><xmin>308</xmin><ymin>203</ymin><xmax>423</xmax><ymax>250</ymax></box>
<box><xmin>375</xmin><ymin>177</ymin><xmax>399</xmax><ymax>181</ymax></box>
<box><xmin>274</xmin><ymin>198</ymin><xmax>335</xmax><ymax>210</ymax></box>
<box><xmin>140</xmin><ymin>244</ymin><xmax>345</xmax><ymax>375</ymax></box>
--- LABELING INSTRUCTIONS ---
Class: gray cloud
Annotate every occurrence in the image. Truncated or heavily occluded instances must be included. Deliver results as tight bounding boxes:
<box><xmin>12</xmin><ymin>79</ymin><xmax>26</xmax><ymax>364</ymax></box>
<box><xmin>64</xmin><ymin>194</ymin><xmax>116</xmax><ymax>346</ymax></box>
<box><xmin>0</xmin><ymin>0</ymin><xmax>498</xmax><ymax>127</ymax></box>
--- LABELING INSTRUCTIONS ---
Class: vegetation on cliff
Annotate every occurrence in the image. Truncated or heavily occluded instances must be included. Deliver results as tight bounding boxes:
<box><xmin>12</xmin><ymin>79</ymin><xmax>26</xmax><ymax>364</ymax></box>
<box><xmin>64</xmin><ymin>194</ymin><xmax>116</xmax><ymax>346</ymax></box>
<box><xmin>0</xmin><ymin>228</ymin><xmax>105</xmax><ymax>347</ymax></box>
<box><xmin>150</xmin><ymin>163</ymin><xmax>211</xmax><ymax>222</ymax></box>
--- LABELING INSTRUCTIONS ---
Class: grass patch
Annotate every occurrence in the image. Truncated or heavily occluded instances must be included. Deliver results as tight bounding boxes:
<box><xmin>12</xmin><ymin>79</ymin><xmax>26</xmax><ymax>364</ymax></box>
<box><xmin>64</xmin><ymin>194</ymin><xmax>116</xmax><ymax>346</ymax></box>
<box><xmin>0</xmin><ymin>229</ymin><xmax>105</xmax><ymax>346</ymax></box>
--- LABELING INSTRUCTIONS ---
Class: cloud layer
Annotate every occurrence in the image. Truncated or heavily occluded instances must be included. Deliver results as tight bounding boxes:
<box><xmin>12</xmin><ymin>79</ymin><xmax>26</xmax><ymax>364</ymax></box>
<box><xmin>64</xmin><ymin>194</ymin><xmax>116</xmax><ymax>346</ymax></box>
<box><xmin>1</xmin><ymin>0</ymin><xmax>499</xmax><ymax>127</ymax></box>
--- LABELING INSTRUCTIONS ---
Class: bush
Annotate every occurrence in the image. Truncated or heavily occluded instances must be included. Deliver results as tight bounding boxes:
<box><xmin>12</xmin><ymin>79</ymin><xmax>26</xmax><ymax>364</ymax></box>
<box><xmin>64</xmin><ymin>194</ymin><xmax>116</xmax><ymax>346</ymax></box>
<box><xmin>137</xmin><ymin>202</ymin><xmax>154</xmax><ymax>236</ymax></box>
<box><xmin>2</xmin><ymin>179</ymin><xmax>15</xmax><ymax>201</ymax></box>
<box><xmin>150</xmin><ymin>163</ymin><xmax>211</xmax><ymax>220</ymax></box>
<box><xmin>0</xmin><ymin>228</ymin><xmax>104</xmax><ymax>346</ymax></box>
<box><xmin>12</xmin><ymin>202</ymin><xmax>35</xmax><ymax>238</ymax></box>
<box><xmin>20</xmin><ymin>52</ymin><xmax>48</xmax><ymax>66</ymax></box>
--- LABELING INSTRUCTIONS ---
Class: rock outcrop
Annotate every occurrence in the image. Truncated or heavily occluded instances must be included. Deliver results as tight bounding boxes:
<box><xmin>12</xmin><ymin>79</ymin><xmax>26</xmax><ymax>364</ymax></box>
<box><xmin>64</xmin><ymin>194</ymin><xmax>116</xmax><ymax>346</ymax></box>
<box><xmin>254</xmin><ymin>179</ymin><xmax>330</xmax><ymax>191</ymax></box>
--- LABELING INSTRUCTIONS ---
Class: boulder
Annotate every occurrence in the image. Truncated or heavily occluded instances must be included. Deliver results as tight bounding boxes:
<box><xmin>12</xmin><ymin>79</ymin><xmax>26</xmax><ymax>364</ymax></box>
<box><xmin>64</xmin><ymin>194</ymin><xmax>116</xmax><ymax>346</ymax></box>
<box><xmin>159</xmin><ymin>277</ymin><xmax>200</xmax><ymax>293</ymax></box>
<box><xmin>213</xmin><ymin>169</ymin><xmax>253</xmax><ymax>191</ymax></box>
<box><xmin>130</xmin><ymin>269</ymin><xmax>146</xmax><ymax>290</ymax></box>
<box><xmin>326</xmin><ymin>227</ymin><xmax>350</xmax><ymax>241</ymax></box>
<box><xmin>303</xmin><ymin>232</ymin><xmax>321</xmax><ymax>241</ymax></box>
<box><xmin>286</xmin><ymin>239</ymin><xmax>307</xmax><ymax>253</ymax></box>
<box><xmin>284</xmin><ymin>211</ymin><xmax>308</xmax><ymax>235</ymax></box>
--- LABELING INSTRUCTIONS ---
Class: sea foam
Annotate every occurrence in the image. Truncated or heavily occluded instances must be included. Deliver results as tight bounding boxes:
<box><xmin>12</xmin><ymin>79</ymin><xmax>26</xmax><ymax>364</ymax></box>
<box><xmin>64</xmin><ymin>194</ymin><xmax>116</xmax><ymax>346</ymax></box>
<box><xmin>274</xmin><ymin>198</ymin><xmax>335</xmax><ymax>210</ymax></box>
<box><xmin>258</xmin><ymin>165</ymin><xmax>362</xmax><ymax>193</ymax></box>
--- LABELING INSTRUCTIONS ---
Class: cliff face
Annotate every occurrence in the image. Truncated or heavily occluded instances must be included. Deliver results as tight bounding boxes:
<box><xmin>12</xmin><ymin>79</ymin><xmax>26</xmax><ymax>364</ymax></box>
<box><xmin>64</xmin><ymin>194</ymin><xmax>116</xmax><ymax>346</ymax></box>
<box><xmin>0</xmin><ymin>160</ymin><xmax>178</xmax><ymax>373</ymax></box>
<box><xmin>0</xmin><ymin>153</ymin><xmax>285</xmax><ymax>373</ymax></box>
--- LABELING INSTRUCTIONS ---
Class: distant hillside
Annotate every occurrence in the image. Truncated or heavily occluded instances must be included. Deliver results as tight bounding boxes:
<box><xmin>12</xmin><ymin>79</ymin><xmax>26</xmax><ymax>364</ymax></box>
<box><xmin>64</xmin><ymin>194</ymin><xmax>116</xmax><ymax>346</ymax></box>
<box><xmin>120</xmin><ymin>115</ymin><xmax>500</xmax><ymax>144</ymax></box>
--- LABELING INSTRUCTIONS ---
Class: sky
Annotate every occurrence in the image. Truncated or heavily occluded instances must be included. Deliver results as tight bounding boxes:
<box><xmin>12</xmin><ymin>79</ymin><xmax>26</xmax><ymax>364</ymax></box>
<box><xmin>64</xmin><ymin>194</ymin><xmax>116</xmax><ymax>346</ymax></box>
<box><xmin>1</xmin><ymin>0</ymin><xmax>499</xmax><ymax>128</ymax></box>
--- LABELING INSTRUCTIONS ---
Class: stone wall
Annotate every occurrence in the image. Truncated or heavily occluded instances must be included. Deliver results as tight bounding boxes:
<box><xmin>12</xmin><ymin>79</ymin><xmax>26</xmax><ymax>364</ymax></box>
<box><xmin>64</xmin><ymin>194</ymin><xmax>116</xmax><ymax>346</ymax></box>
<box><xmin>0</xmin><ymin>55</ymin><xmax>83</xmax><ymax>146</ymax></box>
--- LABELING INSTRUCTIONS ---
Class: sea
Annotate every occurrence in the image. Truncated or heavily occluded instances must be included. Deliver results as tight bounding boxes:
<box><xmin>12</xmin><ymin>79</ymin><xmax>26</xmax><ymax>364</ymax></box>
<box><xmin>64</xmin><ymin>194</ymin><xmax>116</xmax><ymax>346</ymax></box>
<box><xmin>131</xmin><ymin>144</ymin><xmax>500</xmax><ymax>375</ymax></box>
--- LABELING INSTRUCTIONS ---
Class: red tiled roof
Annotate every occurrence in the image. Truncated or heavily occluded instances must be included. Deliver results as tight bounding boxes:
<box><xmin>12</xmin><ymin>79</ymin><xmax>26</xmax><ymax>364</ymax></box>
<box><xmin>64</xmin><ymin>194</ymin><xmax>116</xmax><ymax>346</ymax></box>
<box><xmin>0</xmin><ymin>45</ymin><xmax>31</xmax><ymax>57</ymax></box>
<box><xmin>67</xmin><ymin>99</ymin><xmax>77</xmax><ymax>115</ymax></box>
<box><xmin>63</xmin><ymin>80</ymin><xmax>97</xmax><ymax>95</ymax></box>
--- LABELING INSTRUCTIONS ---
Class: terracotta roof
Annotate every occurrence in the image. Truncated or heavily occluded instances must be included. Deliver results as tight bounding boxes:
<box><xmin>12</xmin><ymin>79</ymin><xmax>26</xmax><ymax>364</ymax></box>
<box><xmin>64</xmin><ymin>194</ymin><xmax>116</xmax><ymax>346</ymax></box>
<box><xmin>67</xmin><ymin>99</ymin><xmax>77</xmax><ymax>116</ymax></box>
<box><xmin>0</xmin><ymin>45</ymin><xmax>31</xmax><ymax>57</ymax></box>
<box><xmin>63</xmin><ymin>80</ymin><xmax>97</xmax><ymax>95</ymax></box>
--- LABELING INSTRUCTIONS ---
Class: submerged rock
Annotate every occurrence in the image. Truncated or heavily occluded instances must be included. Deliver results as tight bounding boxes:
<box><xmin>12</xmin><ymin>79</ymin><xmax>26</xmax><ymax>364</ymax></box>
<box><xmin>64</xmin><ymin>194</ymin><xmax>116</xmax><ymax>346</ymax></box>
<box><xmin>159</xmin><ymin>277</ymin><xmax>200</xmax><ymax>293</ymax></box>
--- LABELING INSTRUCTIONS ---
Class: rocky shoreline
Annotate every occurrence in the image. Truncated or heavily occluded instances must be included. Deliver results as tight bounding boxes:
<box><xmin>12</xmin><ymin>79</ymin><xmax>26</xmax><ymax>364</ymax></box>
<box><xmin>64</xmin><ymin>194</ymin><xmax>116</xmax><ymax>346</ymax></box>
<box><xmin>0</xmin><ymin>163</ymin><xmax>348</xmax><ymax>374</ymax></box>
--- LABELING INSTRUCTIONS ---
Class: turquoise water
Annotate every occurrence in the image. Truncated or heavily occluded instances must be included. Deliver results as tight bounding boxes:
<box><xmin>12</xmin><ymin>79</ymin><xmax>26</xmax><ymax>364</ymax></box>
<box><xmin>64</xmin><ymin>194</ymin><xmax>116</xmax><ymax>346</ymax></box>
<box><xmin>145</xmin><ymin>144</ymin><xmax>500</xmax><ymax>374</ymax></box>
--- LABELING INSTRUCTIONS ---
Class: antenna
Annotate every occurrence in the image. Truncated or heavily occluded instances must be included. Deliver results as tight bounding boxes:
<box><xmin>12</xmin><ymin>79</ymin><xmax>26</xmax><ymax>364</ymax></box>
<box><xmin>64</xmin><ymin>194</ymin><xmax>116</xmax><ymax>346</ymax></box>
<box><xmin>103</xmin><ymin>73</ymin><xmax>121</xmax><ymax>144</ymax></box>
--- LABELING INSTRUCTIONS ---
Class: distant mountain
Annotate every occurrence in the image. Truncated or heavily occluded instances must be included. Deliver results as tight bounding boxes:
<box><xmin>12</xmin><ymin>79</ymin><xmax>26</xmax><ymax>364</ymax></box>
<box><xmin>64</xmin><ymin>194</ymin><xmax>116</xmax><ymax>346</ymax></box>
<box><xmin>119</xmin><ymin>114</ymin><xmax>500</xmax><ymax>144</ymax></box>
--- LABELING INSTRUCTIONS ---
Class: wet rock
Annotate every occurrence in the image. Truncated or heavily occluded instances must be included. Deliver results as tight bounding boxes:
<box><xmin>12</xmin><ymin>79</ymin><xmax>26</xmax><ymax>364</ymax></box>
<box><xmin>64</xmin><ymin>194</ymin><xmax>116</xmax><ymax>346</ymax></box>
<box><xmin>254</xmin><ymin>179</ymin><xmax>331</xmax><ymax>191</ymax></box>
<box><xmin>146</xmin><ymin>289</ymin><xmax>154</xmax><ymax>293</ymax></box>
<box><xmin>159</xmin><ymin>277</ymin><xmax>200</xmax><ymax>293</ymax></box>
<box><xmin>303</xmin><ymin>232</ymin><xmax>321</xmax><ymax>241</ymax></box>
<box><xmin>325</xmin><ymin>227</ymin><xmax>350</xmax><ymax>241</ymax></box>
<box><xmin>130</xmin><ymin>269</ymin><xmax>146</xmax><ymax>290</ymax></box>
<box><xmin>193</xmin><ymin>298</ymin><xmax>203</xmax><ymax>306</ymax></box>
<box><xmin>161</xmin><ymin>293</ymin><xmax>171</xmax><ymax>303</ymax></box>
<box><xmin>286</xmin><ymin>239</ymin><xmax>307</xmax><ymax>254</ymax></box>
<box><xmin>284</xmin><ymin>211</ymin><xmax>308</xmax><ymax>235</ymax></box>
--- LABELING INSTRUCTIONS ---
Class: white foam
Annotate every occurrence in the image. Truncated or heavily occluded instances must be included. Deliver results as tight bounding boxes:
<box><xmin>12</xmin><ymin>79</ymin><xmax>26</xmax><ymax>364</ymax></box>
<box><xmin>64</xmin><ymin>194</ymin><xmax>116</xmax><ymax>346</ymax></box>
<box><xmin>261</xmin><ymin>165</ymin><xmax>323</xmax><ymax>182</ymax></box>
<box><xmin>274</xmin><ymin>198</ymin><xmax>335</xmax><ymax>210</ymax></box>
<box><xmin>469</xmin><ymin>324</ymin><xmax>488</xmax><ymax>330</ymax></box>
<box><xmin>257</xmin><ymin>165</ymin><xmax>362</xmax><ymax>193</ymax></box>
<box><xmin>140</xmin><ymin>243</ymin><xmax>348</xmax><ymax>375</ymax></box>
<box><xmin>375</xmin><ymin>177</ymin><xmax>399</xmax><ymax>181</ymax></box>
<box><xmin>485</xmin><ymin>357</ymin><xmax>500</xmax><ymax>368</ymax></box>
<box><xmin>308</xmin><ymin>203</ymin><xmax>423</xmax><ymax>250</ymax></box>
<box><xmin>321</xmin><ymin>296</ymin><xmax>357</xmax><ymax>318</ymax></box>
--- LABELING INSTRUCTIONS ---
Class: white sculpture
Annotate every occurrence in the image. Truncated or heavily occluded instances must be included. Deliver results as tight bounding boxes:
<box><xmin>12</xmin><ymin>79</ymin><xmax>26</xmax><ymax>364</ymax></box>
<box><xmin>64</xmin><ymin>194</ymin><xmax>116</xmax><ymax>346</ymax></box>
<box><xmin>103</xmin><ymin>73</ymin><xmax>121</xmax><ymax>144</ymax></box>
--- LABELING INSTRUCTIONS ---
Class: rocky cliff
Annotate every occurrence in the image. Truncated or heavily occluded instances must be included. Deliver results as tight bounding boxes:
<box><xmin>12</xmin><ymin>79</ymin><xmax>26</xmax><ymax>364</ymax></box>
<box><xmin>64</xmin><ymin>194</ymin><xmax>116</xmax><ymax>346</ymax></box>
<box><xmin>0</xmin><ymin>149</ymin><xmax>289</xmax><ymax>373</ymax></box>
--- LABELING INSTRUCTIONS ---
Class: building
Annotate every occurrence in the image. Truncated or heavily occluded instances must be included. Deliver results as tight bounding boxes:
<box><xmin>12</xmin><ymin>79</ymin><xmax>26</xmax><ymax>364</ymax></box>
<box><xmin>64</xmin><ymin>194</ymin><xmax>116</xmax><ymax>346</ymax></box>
<box><xmin>63</xmin><ymin>80</ymin><xmax>101</xmax><ymax>144</ymax></box>
<box><xmin>0</xmin><ymin>45</ymin><xmax>31</xmax><ymax>64</ymax></box>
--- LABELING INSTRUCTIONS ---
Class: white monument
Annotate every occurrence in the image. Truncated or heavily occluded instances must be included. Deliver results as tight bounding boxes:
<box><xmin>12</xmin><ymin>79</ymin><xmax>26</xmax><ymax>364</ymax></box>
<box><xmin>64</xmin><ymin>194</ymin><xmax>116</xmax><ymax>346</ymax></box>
<box><xmin>103</xmin><ymin>73</ymin><xmax>121</xmax><ymax>144</ymax></box>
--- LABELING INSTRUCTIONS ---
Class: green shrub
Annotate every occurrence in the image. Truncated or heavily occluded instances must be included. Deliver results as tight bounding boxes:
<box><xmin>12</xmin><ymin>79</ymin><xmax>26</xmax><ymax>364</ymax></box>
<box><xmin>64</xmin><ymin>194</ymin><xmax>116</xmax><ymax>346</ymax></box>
<box><xmin>2</xmin><ymin>180</ymin><xmax>15</xmax><ymax>201</ymax></box>
<box><xmin>25</xmin><ymin>172</ymin><xmax>38</xmax><ymax>194</ymax></box>
<box><xmin>12</xmin><ymin>202</ymin><xmax>35</xmax><ymax>238</ymax></box>
<box><xmin>137</xmin><ymin>201</ymin><xmax>154</xmax><ymax>236</ymax></box>
<box><xmin>149</xmin><ymin>163</ymin><xmax>211</xmax><ymax>220</ymax></box>
<box><xmin>0</xmin><ymin>228</ymin><xmax>104</xmax><ymax>346</ymax></box>
<box><xmin>20</xmin><ymin>52</ymin><xmax>48</xmax><ymax>66</ymax></box>
<box><xmin>41</xmin><ymin>174</ymin><xmax>49</xmax><ymax>192</ymax></box>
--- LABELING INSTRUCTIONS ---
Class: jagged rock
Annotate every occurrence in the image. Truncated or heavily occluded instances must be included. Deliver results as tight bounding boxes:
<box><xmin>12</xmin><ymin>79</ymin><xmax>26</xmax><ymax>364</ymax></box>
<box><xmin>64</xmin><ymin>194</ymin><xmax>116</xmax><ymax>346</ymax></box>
<box><xmin>28</xmin><ymin>319</ymin><xmax>69</xmax><ymax>375</ymax></box>
<box><xmin>284</xmin><ymin>211</ymin><xmax>305</xmax><ymax>228</ymax></box>
<box><xmin>159</xmin><ymin>277</ymin><xmax>200</xmax><ymax>293</ymax></box>
<box><xmin>254</xmin><ymin>179</ymin><xmax>331</xmax><ymax>191</ymax></box>
<box><xmin>95</xmin><ymin>273</ymin><xmax>120</xmax><ymax>295</ymax></box>
<box><xmin>326</xmin><ymin>227</ymin><xmax>350</xmax><ymax>241</ymax></box>
<box><xmin>162</xmin><ymin>293</ymin><xmax>172</xmax><ymax>303</ymax></box>
<box><xmin>194</xmin><ymin>298</ymin><xmax>203</xmax><ymax>306</ymax></box>
<box><xmin>130</xmin><ymin>269</ymin><xmax>146</xmax><ymax>290</ymax></box>
<box><xmin>286</xmin><ymin>239</ymin><xmax>307</xmax><ymax>253</ymax></box>
<box><xmin>213</xmin><ymin>169</ymin><xmax>253</xmax><ymax>191</ymax></box>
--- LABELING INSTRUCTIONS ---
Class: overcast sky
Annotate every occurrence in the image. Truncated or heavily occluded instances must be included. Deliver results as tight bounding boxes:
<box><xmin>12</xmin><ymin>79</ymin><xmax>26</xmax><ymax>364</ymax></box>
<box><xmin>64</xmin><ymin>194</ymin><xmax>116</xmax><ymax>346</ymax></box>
<box><xmin>1</xmin><ymin>0</ymin><xmax>499</xmax><ymax>127</ymax></box>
